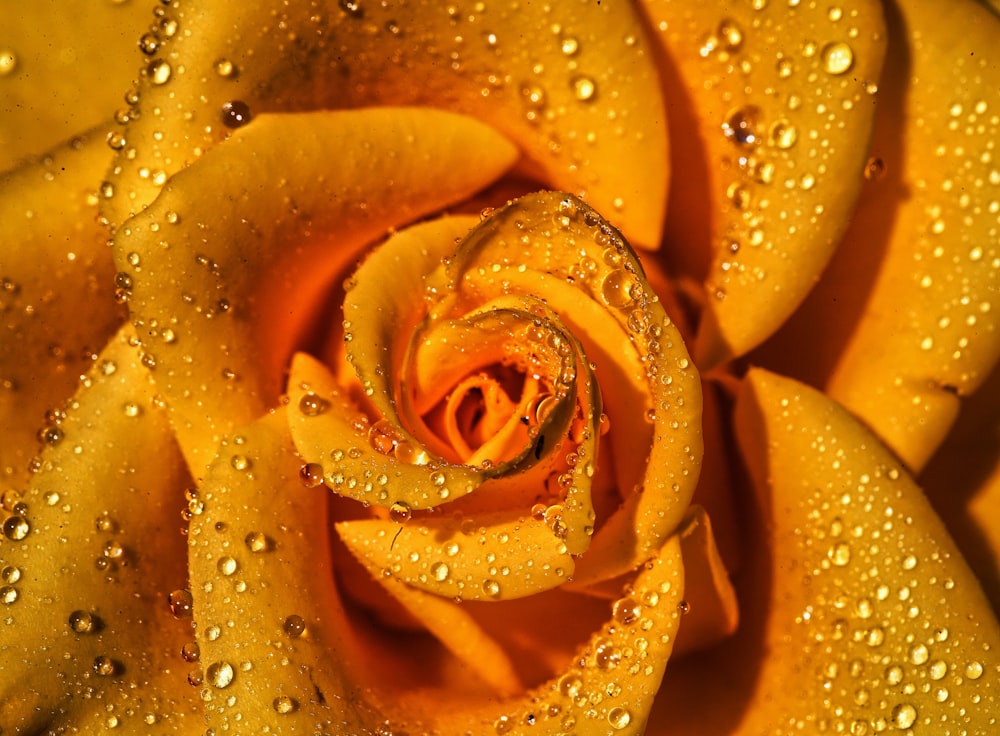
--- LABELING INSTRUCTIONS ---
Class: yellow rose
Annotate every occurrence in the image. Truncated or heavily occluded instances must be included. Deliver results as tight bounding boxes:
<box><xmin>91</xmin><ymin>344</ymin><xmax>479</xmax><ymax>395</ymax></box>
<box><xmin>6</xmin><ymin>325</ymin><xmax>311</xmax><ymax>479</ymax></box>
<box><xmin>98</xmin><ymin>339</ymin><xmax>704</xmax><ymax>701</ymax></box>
<box><xmin>1</xmin><ymin>1</ymin><xmax>998</xmax><ymax>735</ymax></box>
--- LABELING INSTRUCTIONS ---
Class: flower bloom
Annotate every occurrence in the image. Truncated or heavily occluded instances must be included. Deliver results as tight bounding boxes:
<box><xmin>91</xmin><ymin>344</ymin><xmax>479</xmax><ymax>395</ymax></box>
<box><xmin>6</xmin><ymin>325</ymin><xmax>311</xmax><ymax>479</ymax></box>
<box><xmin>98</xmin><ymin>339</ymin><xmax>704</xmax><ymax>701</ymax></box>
<box><xmin>1</xmin><ymin>1</ymin><xmax>998</xmax><ymax>735</ymax></box>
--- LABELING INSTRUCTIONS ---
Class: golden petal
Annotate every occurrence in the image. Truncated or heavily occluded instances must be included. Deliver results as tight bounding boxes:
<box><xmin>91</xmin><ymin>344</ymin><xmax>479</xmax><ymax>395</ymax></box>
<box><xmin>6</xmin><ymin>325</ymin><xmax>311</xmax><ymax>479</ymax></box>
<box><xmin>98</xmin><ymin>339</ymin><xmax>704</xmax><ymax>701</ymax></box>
<box><xmin>717</xmin><ymin>368</ymin><xmax>1000</xmax><ymax>734</ymax></box>
<box><xmin>186</xmin><ymin>411</ymin><xmax>382</xmax><ymax>732</ymax></box>
<box><xmin>0</xmin><ymin>325</ymin><xmax>199</xmax><ymax>732</ymax></box>
<box><xmin>642</xmin><ymin>0</ymin><xmax>887</xmax><ymax>365</ymax></box>
<box><xmin>826</xmin><ymin>0</ymin><xmax>1000</xmax><ymax>471</ymax></box>
<box><xmin>112</xmin><ymin>108</ymin><xmax>517</xmax><ymax>473</ymax></box>
<box><xmin>104</xmin><ymin>1</ymin><xmax>668</xmax><ymax>246</ymax></box>
<box><xmin>0</xmin><ymin>1</ymin><xmax>150</xmax><ymax>171</ymax></box>
<box><xmin>0</xmin><ymin>129</ymin><xmax>123</xmax><ymax>484</ymax></box>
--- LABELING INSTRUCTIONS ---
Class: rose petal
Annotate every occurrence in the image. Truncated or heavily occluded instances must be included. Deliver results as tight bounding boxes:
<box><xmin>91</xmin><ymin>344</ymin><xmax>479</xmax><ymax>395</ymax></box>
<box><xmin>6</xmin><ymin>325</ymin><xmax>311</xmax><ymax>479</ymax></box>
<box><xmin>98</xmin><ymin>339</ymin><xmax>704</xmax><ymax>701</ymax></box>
<box><xmin>825</xmin><ymin>0</ymin><xmax>1000</xmax><ymax>471</ymax></box>
<box><xmin>104</xmin><ymin>1</ymin><xmax>668</xmax><ymax>246</ymax></box>
<box><xmin>697</xmin><ymin>368</ymin><xmax>1000</xmax><ymax>734</ymax></box>
<box><xmin>0</xmin><ymin>325</ymin><xmax>199</xmax><ymax>732</ymax></box>
<box><xmin>112</xmin><ymin>108</ymin><xmax>518</xmax><ymax>473</ymax></box>
<box><xmin>0</xmin><ymin>2</ymin><xmax>150</xmax><ymax>171</ymax></box>
<box><xmin>187</xmin><ymin>411</ymin><xmax>382</xmax><ymax>732</ymax></box>
<box><xmin>642</xmin><ymin>0</ymin><xmax>887</xmax><ymax>366</ymax></box>
<box><xmin>0</xmin><ymin>129</ymin><xmax>123</xmax><ymax>488</ymax></box>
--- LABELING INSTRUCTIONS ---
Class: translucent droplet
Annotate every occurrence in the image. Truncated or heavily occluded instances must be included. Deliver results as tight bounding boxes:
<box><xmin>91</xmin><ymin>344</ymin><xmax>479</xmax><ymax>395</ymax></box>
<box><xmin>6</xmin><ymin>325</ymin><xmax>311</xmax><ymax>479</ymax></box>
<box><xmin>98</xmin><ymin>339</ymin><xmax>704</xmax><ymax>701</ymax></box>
<box><xmin>69</xmin><ymin>610</ymin><xmax>97</xmax><ymax>633</ymax></box>
<box><xmin>221</xmin><ymin>100</ymin><xmax>252</xmax><ymax>129</ymax></box>
<box><xmin>245</xmin><ymin>531</ymin><xmax>271</xmax><ymax>553</ymax></box>
<box><xmin>138</xmin><ymin>33</ymin><xmax>160</xmax><ymax>55</ymax></box>
<box><xmin>3</xmin><ymin>515</ymin><xmax>29</xmax><ymax>541</ymax></box>
<box><xmin>273</xmin><ymin>695</ymin><xmax>298</xmax><ymax>714</ymax></box>
<box><xmin>612</xmin><ymin>597</ymin><xmax>641</xmax><ymax>625</ymax></box>
<box><xmin>283</xmin><ymin>614</ymin><xmax>306</xmax><ymax>638</ymax></box>
<box><xmin>168</xmin><ymin>589</ymin><xmax>194</xmax><ymax>618</ymax></box>
<box><xmin>572</xmin><ymin>75</ymin><xmax>596</xmax><ymax>101</ymax></box>
<box><xmin>206</xmin><ymin>661</ymin><xmax>235</xmax><ymax>688</ymax></box>
<box><xmin>147</xmin><ymin>59</ymin><xmax>172</xmax><ymax>85</ymax></box>
<box><xmin>0</xmin><ymin>586</ymin><xmax>17</xmax><ymax>605</ymax></box>
<box><xmin>217</xmin><ymin>556</ymin><xmax>238</xmax><ymax>576</ymax></box>
<box><xmin>214</xmin><ymin>58</ymin><xmax>236</xmax><ymax>78</ymax></box>
<box><xmin>601</xmin><ymin>270</ymin><xmax>635</xmax><ymax>308</ymax></box>
<box><xmin>769</xmin><ymin>119</ymin><xmax>798</xmax><ymax>149</ymax></box>
<box><xmin>299</xmin><ymin>393</ymin><xmax>330</xmax><ymax>416</ymax></box>
<box><xmin>821</xmin><ymin>42</ymin><xmax>854</xmax><ymax>75</ymax></box>
<box><xmin>965</xmin><ymin>660</ymin><xmax>984</xmax><ymax>680</ymax></box>
<box><xmin>608</xmin><ymin>707</ymin><xmax>631</xmax><ymax>730</ymax></box>
<box><xmin>230</xmin><ymin>455</ymin><xmax>251</xmax><ymax>471</ymax></box>
<box><xmin>430</xmin><ymin>562</ymin><xmax>450</xmax><ymax>582</ymax></box>
<box><xmin>717</xmin><ymin>19</ymin><xmax>743</xmax><ymax>51</ymax></box>
<box><xmin>723</xmin><ymin>106</ymin><xmax>762</xmax><ymax>146</ymax></box>
<box><xmin>182</xmin><ymin>641</ymin><xmax>201</xmax><ymax>662</ymax></box>
<box><xmin>0</xmin><ymin>566</ymin><xmax>20</xmax><ymax>584</ymax></box>
<box><xmin>829</xmin><ymin>542</ymin><xmax>851</xmax><ymax>566</ymax></box>
<box><xmin>389</xmin><ymin>501</ymin><xmax>412</xmax><ymax>523</ymax></box>
<box><xmin>864</xmin><ymin>157</ymin><xmax>886</xmax><ymax>181</ymax></box>
<box><xmin>890</xmin><ymin>703</ymin><xmax>917</xmax><ymax>729</ymax></box>
<box><xmin>560</xmin><ymin>36</ymin><xmax>579</xmax><ymax>55</ymax></box>
<box><xmin>483</xmin><ymin>579</ymin><xmax>501</xmax><ymax>597</ymax></box>
<box><xmin>0</xmin><ymin>49</ymin><xmax>17</xmax><ymax>76</ymax></box>
<box><xmin>93</xmin><ymin>656</ymin><xmax>119</xmax><ymax>676</ymax></box>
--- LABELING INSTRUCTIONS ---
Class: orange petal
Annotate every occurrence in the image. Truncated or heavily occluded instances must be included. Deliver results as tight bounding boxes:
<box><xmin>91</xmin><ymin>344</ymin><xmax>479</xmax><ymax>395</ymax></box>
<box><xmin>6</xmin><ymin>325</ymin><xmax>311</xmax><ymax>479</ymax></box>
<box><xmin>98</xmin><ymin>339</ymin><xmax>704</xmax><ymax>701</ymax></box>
<box><xmin>642</xmin><ymin>0</ymin><xmax>887</xmax><ymax>366</ymax></box>
<box><xmin>104</xmin><ymin>2</ymin><xmax>668</xmax><ymax>245</ymax></box>
<box><xmin>0</xmin><ymin>325</ymin><xmax>199</xmax><ymax>732</ymax></box>
<box><xmin>112</xmin><ymin>108</ymin><xmax>517</xmax><ymax>473</ymax></box>
<box><xmin>826</xmin><ymin>0</ymin><xmax>1000</xmax><ymax>471</ymax></box>
<box><xmin>0</xmin><ymin>129</ymin><xmax>123</xmax><ymax>485</ymax></box>
<box><xmin>0</xmin><ymin>2</ymin><xmax>150</xmax><ymax>171</ymax></box>
<box><xmin>187</xmin><ymin>411</ymin><xmax>382</xmax><ymax>732</ymax></box>
<box><xmin>712</xmin><ymin>368</ymin><xmax>1000</xmax><ymax>734</ymax></box>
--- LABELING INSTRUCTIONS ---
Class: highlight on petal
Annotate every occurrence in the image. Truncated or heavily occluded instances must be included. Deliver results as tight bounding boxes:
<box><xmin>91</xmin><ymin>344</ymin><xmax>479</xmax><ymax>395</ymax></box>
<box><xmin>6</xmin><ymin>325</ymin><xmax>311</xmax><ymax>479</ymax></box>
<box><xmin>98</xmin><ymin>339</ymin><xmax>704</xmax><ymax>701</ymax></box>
<box><xmin>186</xmin><ymin>412</ymin><xmax>382</xmax><ymax>733</ymax></box>
<box><xmin>103</xmin><ymin>0</ymin><xmax>668</xmax><ymax>246</ymax></box>
<box><xmin>0</xmin><ymin>0</ymin><xmax>150</xmax><ymax>171</ymax></box>
<box><xmin>825</xmin><ymin>0</ymin><xmax>1000</xmax><ymax>471</ymax></box>
<box><xmin>642</xmin><ymin>0</ymin><xmax>887</xmax><ymax>366</ymax></box>
<box><xmin>0</xmin><ymin>325</ymin><xmax>199</xmax><ymax>732</ymax></box>
<box><xmin>719</xmin><ymin>368</ymin><xmax>1000</xmax><ymax>734</ymax></box>
<box><xmin>0</xmin><ymin>128</ymin><xmax>123</xmax><ymax>485</ymax></box>
<box><xmin>111</xmin><ymin>108</ymin><xmax>518</xmax><ymax>472</ymax></box>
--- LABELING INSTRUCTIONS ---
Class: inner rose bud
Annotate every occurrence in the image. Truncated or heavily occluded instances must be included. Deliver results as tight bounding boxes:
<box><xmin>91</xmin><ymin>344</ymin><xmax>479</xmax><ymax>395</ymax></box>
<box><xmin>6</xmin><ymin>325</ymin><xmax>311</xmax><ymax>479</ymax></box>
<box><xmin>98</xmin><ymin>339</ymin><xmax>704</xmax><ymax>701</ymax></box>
<box><xmin>286</xmin><ymin>191</ymin><xmax>703</xmax><ymax>700</ymax></box>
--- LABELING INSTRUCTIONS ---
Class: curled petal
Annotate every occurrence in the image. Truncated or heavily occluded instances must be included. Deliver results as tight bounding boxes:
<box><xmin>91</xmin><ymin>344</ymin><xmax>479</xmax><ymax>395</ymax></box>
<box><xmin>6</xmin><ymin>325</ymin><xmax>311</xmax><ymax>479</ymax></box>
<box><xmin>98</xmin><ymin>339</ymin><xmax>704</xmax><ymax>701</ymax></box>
<box><xmin>112</xmin><ymin>108</ymin><xmax>517</xmax><ymax>472</ymax></box>
<box><xmin>105</xmin><ymin>0</ymin><xmax>668</xmax><ymax>245</ymax></box>
<box><xmin>642</xmin><ymin>0</ymin><xmax>886</xmax><ymax>365</ymax></box>
<box><xmin>826</xmin><ymin>0</ymin><xmax>1000</xmax><ymax>470</ymax></box>
<box><xmin>0</xmin><ymin>325</ymin><xmax>198</xmax><ymax>732</ymax></box>
<box><xmin>0</xmin><ymin>129</ymin><xmax>123</xmax><ymax>483</ymax></box>
<box><xmin>714</xmin><ymin>368</ymin><xmax>1000</xmax><ymax>734</ymax></box>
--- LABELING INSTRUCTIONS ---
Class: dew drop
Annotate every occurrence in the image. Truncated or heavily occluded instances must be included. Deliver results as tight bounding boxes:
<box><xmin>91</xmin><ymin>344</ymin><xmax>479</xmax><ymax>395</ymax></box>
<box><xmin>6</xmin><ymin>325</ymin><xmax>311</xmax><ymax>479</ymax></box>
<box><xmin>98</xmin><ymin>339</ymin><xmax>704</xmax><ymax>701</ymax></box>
<box><xmin>0</xmin><ymin>49</ymin><xmax>17</xmax><ymax>76</ymax></box>
<box><xmin>217</xmin><ymin>557</ymin><xmax>238</xmax><ymax>576</ymax></box>
<box><xmin>572</xmin><ymin>75</ymin><xmax>596</xmax><ymax>101</ymax></box>
<box><xmin>93</xmin><ymin>656</ymin><xmax>119</xmax><ymax>676</ymax></box>
<box><xmin>221</xmin><ymin>100</ymin><xmax>252</xmax><ymax>129</ymax></box>
<box><xmin>389</xmin><ymin>501</ymin><xmax>412</xmax><ymax>524</ymax></box>
<box><xmin>168</xmin><ymin>588</ymin><xmax>194</xmax><ymax>618</ymax></box>
<box><xmin>3</xmin><ymin>515</ymin><xmax>29</xmax><ymax>541</ymax></box>
<box><xmin>273</xmin><ymin>695</ymin><xmax>298</xmax><ymax>714</ymax></box>
<box><xmin>890</xmin><ymin>703</ymin><xmax>916</xmax><ymax>729</ymax></box>
<box><xmin>829</xmin><ymin>541</ymin><xmax>851</xmax><ymax>566</ymax></box>
<box><xmin>182</xmin><ymin>641</ymin><xmax>201</xmax><ymax>662</ymax></box>
<box><xmin>283</xmin><ymin>614</ymin><xmax>306</xmax><ymax>638</ymax></box>
<box><xmin>147</xmin><ymin>59</ymin><xmax>172</xmax><ymax>85</ymax></box>
<box><xmin>244</xmin><ymin>531</ymin><xmax>271</xmax><ymax>553</ymax></box>
<box><xmin>769</xmin><ymin>119</ymin><xmax>798</xmax><ymax>149</ymax></box>
<box><xmin>298</xmin><ymin>393</ymin><xmax>330</xmax><ymax>416</ymax></box>
<box><xmin>608</xmin><ymin>707</ymin><xmax>631</xmax><ymax>730</ymax></box>
<box><xmin>864</xmin><ymin>157</ymin><xmax>886</xmax><ymax>181</ymax></box>
<box><xmin>612</xmin><ymin>597</ymin><xmax>641</xmax><ymax>625</ymax></box>
<box><xmin>68</xmin><ymin>610</ymin><xmax>97</xmax><ymax>633</ymax></box>
<box><xmin>0</xmin><ymin>586</ymin><xmax>18</xmax><ymax>605</ymax></box>
<box><xmin>723</xmin><ymin>106</ymin><xmax>762</xmax><ymax>146</ymax></box>
<box><xmin>299</xmin><ymin>462</ymin><xmax>324</xmax><ymax>488</ymax></box>
<box><xmin>138</xmin><ymin>33</ymin><xmax>160</xmax><ymax>55</ymax></box>
<box><xmin>230</xmin><ymin>455</ymin><xmax>251</xmax><ymax>471</ymax></box>
<box><xmin>965</xmin><ymin>660</ymin><xmax>984</xmax><ymax>680</ymax></box>
<box><xmin>601</xmin><ymin>270</ymin><xmax>635</xmax><ymax>308</ymax></box>
<box><xmin>430</xmin><ymin>562</ymin><xmax>450</xmax><ymax>582</ymax></box>
<box><xmin>1</xmin><ymin>566</ymin><xmax>20</xmax><ymax>584</ymax></box>
<box><xmin>483</xmin><ymin>579</ymin><xmax>501</xmax><ymax>598</ymax></box>
<box><xmin>206</xmin><ymin>661</ymin><xmax>235</xmax><ymax>688</ymax></box>
<box><xmin>214</xmin><ymin>58</ymin><xmax>236</xmax><ymax>78</ymax></box>
<box><xmin>821</xmin><ymin>41</ymin><xmax>854</xmax><ymax>75</ymax></box>
<box><xmin>717</xmin><ymin>19</ymin><xmax>743</xmax><ymax>51</ymax></box>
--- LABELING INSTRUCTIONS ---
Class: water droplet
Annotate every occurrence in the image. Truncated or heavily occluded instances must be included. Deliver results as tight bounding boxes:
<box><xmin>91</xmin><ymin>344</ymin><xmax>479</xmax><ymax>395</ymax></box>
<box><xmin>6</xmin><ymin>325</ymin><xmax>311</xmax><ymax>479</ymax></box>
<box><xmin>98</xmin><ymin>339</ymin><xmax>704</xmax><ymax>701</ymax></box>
<box><xmin>138</xmin><ymin>33</ymin><xmax>160</xmax><ymax>55</ymax></box>
<box><xmin>69</xmin><ymin>610</ymin><xmax>98</xmax><ymax>633</ymax></box>
<box><xmin>244</xmin><ymin>531</ymin><xmax>271</xmax><ymax>553</ymax></box>
<box><xmin>389</xmin><ymin>501</ymin><xmax>412</xmax><ymax>523</ymax></box>
<box><xmin>769</xmin><ymin>119</ymin><xmax>798</xmax><ymax>149</ymax></box>
<box><xmin>339</xmin><ymin>0</ymin><xmax>363</xmax><ymax>17</ymax></box>
<box><xmin>723</xmin><ymin>106</ymin><xmax>762</xmax><ymax>146</ymax></box>
<box><xmin>299</xmin><ymin>462</ymin><xmax>324</xmax><ymax>488</ymax></box>
<box><xmin>168</xmin><ymin>589</ymin><xmax>194</xmax><ymax>618</ymax></box>
<box><xmin>206</xmin><ymin>661</ymin><xmax>235</xmax><ymax>688</ymax></box>
<box><xmin>182</xmin><ymin>641</ymin><xmax>201</xmax><ymax>662</ymax></box>
<box><xmin>3</xmin><ymin>515</ymin><xmax>29</xmax><ymax>541</ymax></box>
<box><xmin>283</xmin><ymin>614</ymin><xmax>306</xmax><ymax>638</ymax></box>
<box><xmin>147</xmin><ymin>59</ymin><xmax>172</xmax><ymax>85</ymax></box>
<box><xmin>864</xmin><ymin>157</ymin><xmax>886</xmax><ymax>181</ymax></box>
<box><xmin>821</xmin><ymin>42</ymin><xmax>854</xmax><ymax>75</ymax></box>
<box><xmin>928</xmin><ymin>660</ymin><xmax>947</xmax><ymax>680</ymax></box>
<box><xmin>230</xmin><ymin>454</ymin><xmax>251</xmax><ymax>471</ymax></box>
<box><xmin>214</xmin><ymin>58</ymin><xmax>237</xmax><ymax>78</ymax></box>
<box><xmin>572</xmin><ymin>75</ymin><xmax>596</xmax><ymax>101</ymax></box>
<box><xmin>0</xmin><ymin>566</ymin><xmax>20</xmax><ymax>584</ymax></box>
<box><xmin>560</xmin><ymin>36</ymin><xmax>579</xmax><ymax>55</ymax></box>
<box><xmin>217</xmin><ymin>556</ymin><xmax>238</xmax><ymax>576</ymax></box>
<box><xmin>612</xmin><ymin>597</ymin><xmax>641</xmax><ymax>625</ymax></box>
<box><xmin>829</xmin><ymin>541</ymin><xmax>851</xmax><ymax>566</ymax></box>
<box><xmin>298</xmin><ymin>393</ymin><xmax>329</xmax><ymax>416</ymax></box>
<box><xmin>601</xmin><ymin>270</ymin><xmax>635</xmax><ymax>308</ymax></box>
<box><xmin>430</xmin><ymin>562</ymin><xmax>450</xmax><ymax>582</ymax></box>
<box><xmin>608</xmin><ymin>707</ymin><xmax>631</xmax><ymax>730</ymax></box>
<box><xmin>0</xmin><ymin>586</ymin><xmax>18</xmax><ymax>605</ymax></box>
<box><xmin>273</xmin><ymin>695</ymin><xmax>298</xmax><ymax>714</ymax></box>
<box><xmin>717</xmin><ymin>19</ymin><xmax>743</xmax><ymax>51</ymax></box>
<box><xmin>965</xmin><ymin>660</ymin><xmax>984</xmax><ymax>680</ymax></box>
<box><xmin>909</xmin><ymin>643</ymin><xmax>929</xmax><ymax>665</ymax></box>
<box><xmin>221</xmin><ymin>100</ymin><xmax>252</xmax><ymax>129</ymax></box>
<box><xmin>483</xmin><ymin>579</ymin><xmax>501</xmax><ymax>597</ymax></box>
<box><xmin>93</xmin><ymin>656</ymin><xmax>119</xmax><ymax>676</ymax></box>
<box><xmin>0</xmin><ymin>49</ymin><xmax>17</xmax><ymax>76</ymax></box>
<box><xmin>890</xmin><ymin>703</ymin><xmax>917</xmax><ymax>729</ymax></box>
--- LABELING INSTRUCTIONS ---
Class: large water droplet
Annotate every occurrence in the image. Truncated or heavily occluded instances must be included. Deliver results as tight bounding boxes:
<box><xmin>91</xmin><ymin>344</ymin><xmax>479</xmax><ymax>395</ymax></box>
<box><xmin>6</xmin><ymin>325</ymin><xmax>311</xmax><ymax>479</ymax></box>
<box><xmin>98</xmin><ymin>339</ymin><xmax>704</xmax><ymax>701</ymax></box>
<box><xmin>206</xmin><ymin>661</ymin><xmax>235</xmax><ymax>688</ymax></box>
<box><xmin>821</xmin><ymin>42</ymin><xmax>854</xmax><ymax>75</ymax></box>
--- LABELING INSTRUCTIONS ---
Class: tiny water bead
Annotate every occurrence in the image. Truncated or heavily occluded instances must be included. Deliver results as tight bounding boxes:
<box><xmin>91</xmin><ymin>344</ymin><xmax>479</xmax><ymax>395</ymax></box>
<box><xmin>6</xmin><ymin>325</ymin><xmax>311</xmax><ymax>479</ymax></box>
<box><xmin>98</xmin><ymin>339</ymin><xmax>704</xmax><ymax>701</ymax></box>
<box><xmin>298</xmin><ymin>393</ymin><xmax>330</xmax><ymax>416</ymax></box>
<box><xmin>283</xmin><ymin>614</ymin><xmax>306</xmax><ymax>638</ymax></box>
<box><xmin>221</xmin><ymin>100</ymin><xmax>252</xmax><ymax>129</ymax></box>
<box><xmin>206</xmin><ymin>661</ymin><xmax>235</xmax><ymax>689</ymax></box>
